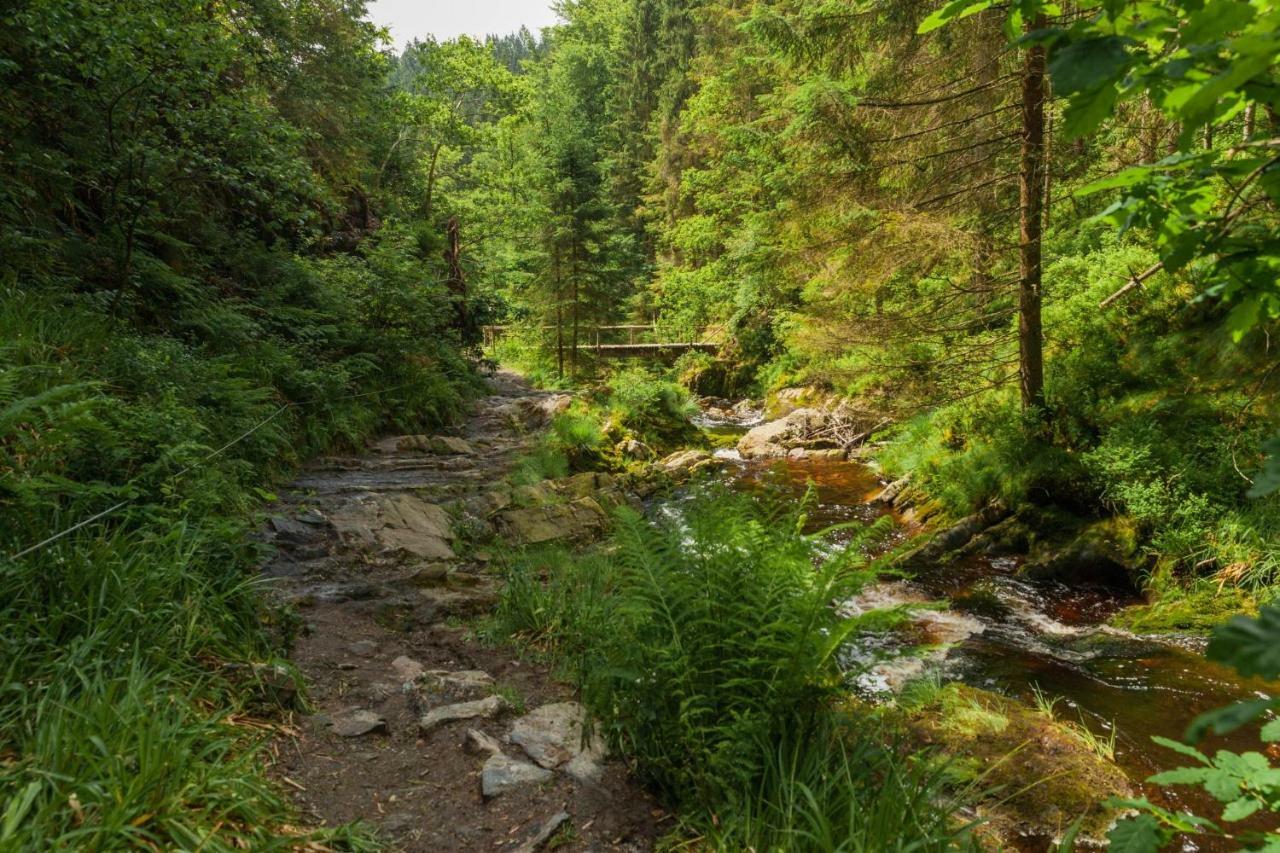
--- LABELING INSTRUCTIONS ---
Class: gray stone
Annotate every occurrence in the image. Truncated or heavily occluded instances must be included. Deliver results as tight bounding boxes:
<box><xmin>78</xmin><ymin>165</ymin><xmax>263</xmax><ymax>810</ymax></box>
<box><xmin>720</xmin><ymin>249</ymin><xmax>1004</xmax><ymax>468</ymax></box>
<box><xmin>508</xmin><ymin>702</ymin><xmax>606</xmax><ymax>781</ymax></box>
<box><xmin>481</xmin><ymin>753</ymin><xmax>554</xmax><ymax>798</ymax></box>
<box><xmin>514</xmin><ymin>811</ymin><xmax>570</xmax><ymax>853</ymax></box>
<box><xmin>418</xmin><ymin>695</ymin><xmax>507</xmax><ymax>733</ymax></box>
<box><xmin>330</xmin><ymin>709</ymin><xmax>387</xmax><ymax>737</ymax></box>
<box><xmin>463</xmin><ymin>728</ymin><xmax>503</xmax><ymax>756</ymax></box>
<box><xmin>347</xmin><ymin>640</ymin><xmax>378</xmax><ymax>657</ymax></box>
<box><xmin>423</xmin><ymin>669</ymin><xmax>494</xmax><ymax>692</ymax></box>
<box><xmin>391</xmin><ymin>655</ymin><xmax>425</xmax><ymax>682</ymax></box>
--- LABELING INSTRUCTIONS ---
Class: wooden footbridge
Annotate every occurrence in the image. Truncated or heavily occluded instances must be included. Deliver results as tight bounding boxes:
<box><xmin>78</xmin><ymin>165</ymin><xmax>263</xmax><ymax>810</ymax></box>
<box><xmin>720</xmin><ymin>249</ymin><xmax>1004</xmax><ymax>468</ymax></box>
<box><xmin>481</xmin><ymin>324</ymin><xmax>723</xmax><ymax>359</ymax></box>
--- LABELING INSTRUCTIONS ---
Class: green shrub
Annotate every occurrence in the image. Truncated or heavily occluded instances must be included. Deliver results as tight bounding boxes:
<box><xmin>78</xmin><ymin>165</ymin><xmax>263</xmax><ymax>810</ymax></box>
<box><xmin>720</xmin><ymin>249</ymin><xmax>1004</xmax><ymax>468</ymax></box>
<box><xmin>601</xmin><ymin>365</ymin><xmax>699</xmax><ymax>450</ymax></box>
<box><xmin>487</xmin><ymin>488</ymin><xmax>970</xmax><ymax>849</ymax></box>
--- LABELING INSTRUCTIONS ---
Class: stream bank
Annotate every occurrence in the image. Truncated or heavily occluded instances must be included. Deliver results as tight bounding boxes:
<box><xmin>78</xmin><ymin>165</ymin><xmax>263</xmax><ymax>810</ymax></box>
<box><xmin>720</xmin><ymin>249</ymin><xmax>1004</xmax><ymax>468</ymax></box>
<box><xmin>688</xmin><ymin>395</ymin><xmax>1278</xmax><ymax>846</ymax></box>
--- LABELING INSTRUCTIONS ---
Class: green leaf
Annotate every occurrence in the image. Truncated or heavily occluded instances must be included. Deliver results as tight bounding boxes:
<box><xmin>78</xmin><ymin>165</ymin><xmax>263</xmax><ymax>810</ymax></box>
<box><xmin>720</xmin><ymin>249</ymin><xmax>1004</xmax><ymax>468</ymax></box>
<box><xmin>1061</xmin><ymin>82</ymin><xmax>1119</xmax><ymax>138</ymax></box>
<box><xmin>1048</xmin><ymin>36</ymin><xmax>1131</xmax><ymax>95</ymax></box>
<box><xmin>1149</xmin><ymin>767</ymin><xmax>1213</xmax><ymax>785</ymax></box>
<box><xmin>917</xmin><ymin>0</ymin><xmax>996</xmax><ymax>34</ymax></box>
<box><xmin>1206</xmin><ymin>606</ymin><xmax>1280</xmax><ymax>679</ymax></box>
<box><xmin>1152</xmin><ymin>735</ymin><xmax>1211</xmax><ymax>764</ymax></box>
<box><xmin>1107</xmin><ymin>814</ymin><xmax>1167</xmax><ymax>853</ymax></box>
<box><xmin>1222</xmin><ymin>797</ymin><xmax>1261</xmax><ymax>822</ymax></box>
<box><xmin>1187</xmin><ymin>699</ymin><xmax>1276</xmax><ymax>742</ymax></box>
<box><xmin>1262</xmin><ymin>718</ymin><xmax>1280</xmax><ymax>742</ymax></box>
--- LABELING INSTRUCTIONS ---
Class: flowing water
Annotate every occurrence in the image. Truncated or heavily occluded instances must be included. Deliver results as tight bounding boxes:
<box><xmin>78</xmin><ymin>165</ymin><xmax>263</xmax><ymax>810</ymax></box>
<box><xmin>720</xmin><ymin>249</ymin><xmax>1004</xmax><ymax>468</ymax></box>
<box><xmin>692</xmin><ymin>405</ymin><xmax>1278</xmax><ymax>845</ymax></box>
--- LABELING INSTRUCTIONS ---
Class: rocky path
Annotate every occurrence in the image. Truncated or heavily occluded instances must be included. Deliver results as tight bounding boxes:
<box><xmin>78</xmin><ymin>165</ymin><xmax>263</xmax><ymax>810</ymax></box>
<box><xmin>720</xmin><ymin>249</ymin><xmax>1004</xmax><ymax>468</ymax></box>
<box><xmin>260</xmin><ymin>372</ymin><xmax>661</xmax><ymax>852</ymax></box>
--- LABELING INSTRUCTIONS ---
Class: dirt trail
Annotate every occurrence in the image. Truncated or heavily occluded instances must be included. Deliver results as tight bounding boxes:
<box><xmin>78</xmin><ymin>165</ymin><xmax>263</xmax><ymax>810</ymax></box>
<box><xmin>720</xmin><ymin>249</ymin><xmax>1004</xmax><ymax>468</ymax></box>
<box><xmin>260</xmin><ymin>371</ymin><xmax>660</xmax><ymax>851</ymax></box>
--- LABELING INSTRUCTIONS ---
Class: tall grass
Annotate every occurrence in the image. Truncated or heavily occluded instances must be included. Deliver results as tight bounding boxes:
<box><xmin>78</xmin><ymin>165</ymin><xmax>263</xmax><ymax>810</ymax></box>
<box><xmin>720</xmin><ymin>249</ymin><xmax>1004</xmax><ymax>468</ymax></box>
<box><xmin>486</xmin><ymin>487</ymin><xmax>974</xmax><ymax>850</ymax></box>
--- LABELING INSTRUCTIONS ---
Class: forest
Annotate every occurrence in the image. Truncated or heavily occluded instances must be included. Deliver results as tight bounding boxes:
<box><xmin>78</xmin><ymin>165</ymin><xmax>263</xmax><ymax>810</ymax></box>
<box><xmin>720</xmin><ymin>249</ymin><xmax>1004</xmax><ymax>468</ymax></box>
<box><xmin>0</xmin><ymin>0</ymin><xmax>1278</xmax><ymax>850</ymax></box>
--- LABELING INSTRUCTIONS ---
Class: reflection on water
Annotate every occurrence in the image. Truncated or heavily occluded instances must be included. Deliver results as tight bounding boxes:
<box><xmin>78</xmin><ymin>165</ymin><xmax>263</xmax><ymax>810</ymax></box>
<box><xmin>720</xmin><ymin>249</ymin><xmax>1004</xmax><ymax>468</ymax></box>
<box><xmin>702</xmin><ymin>443</ymin><xmax>1277</xmax><ymax>837</ymax></box>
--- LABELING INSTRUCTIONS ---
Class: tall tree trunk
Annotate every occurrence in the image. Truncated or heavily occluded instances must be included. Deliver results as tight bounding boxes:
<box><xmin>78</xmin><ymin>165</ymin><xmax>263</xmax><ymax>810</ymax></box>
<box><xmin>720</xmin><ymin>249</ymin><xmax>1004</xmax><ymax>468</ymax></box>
<box><xmin>424</xmin><ymin>143</ymin><xmax>442</xmax><ymax>220</ymax></box>
<box><xmin>1243</xmin><ymin>102</ymin><xmax>1257</xmax><ymax>141</ymax></box>
<box><xmin>1018</xmin><ymin>15</ymin><xmax>1047</xmax><ymax>414</ymax></box>
<box><xmin>443</xmin><ymin>216</ymin><xmax>471</xmax><ymax>341</ymax></box>
<box><xmin>554</xmin><ymin>244</ymin><xmax>564</xmax><ymax>379</ymax></box>
<box><xmin>570</xmin><ymin>237</ymin><xmax>580</xmax><ymax>378</ymax></box>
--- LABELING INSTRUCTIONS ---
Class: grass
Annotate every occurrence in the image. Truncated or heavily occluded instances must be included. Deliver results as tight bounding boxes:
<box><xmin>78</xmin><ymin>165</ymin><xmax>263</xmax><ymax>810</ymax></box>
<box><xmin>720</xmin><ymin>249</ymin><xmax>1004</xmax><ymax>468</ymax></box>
<box><xmin>485</xmin><ymin>486</ymin><xmax>975</xmax><ymax>850</ymax></box>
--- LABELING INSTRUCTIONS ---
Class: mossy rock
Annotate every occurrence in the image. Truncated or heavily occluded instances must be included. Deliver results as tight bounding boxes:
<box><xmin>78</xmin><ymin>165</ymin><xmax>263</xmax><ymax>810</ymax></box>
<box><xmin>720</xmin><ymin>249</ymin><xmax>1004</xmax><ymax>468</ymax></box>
<box><xmin>895</xmin><ymin>683</ymin><xmax>1132</xmax><ymax>845</ymax></box>
<box><xmin>950</xmin><ymin>580</ymin><xmax>1013</xmax><ymax>620</ymax></box>
<box><xmin>1021</xmin><ymin>517</ymin><xmax>1145</xmax><ymax>590</ymax></box>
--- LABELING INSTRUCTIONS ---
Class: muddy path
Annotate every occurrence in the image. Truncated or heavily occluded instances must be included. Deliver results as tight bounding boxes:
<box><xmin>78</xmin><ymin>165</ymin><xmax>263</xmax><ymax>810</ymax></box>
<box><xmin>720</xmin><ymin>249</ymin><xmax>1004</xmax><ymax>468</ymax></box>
<box><xmin>259</xmin><ymin>371</ymin><xmax>660</xmax><ymax>852</ymax></box>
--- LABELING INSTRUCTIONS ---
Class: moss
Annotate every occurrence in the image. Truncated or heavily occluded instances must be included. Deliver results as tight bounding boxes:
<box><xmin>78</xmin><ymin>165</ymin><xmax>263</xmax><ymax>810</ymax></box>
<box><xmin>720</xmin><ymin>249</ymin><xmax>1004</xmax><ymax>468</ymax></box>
<box><xmin>1111</xmin><ymin>579</ymin><xmax>1259</xmax><ymax>634</ymax></box>
<box><xmin>891</xmin><ymin>683</ymin><xmax>1131</xmax><ymax>844</ymax></box>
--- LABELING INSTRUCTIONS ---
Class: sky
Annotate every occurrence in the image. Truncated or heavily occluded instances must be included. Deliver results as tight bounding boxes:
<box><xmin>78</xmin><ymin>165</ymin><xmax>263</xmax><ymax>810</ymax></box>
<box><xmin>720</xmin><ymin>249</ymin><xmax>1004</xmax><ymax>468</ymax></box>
<box><xmin>367</xmin><ymin>0</ymin><xmax>560</xmax><ymax>48</ymax></box>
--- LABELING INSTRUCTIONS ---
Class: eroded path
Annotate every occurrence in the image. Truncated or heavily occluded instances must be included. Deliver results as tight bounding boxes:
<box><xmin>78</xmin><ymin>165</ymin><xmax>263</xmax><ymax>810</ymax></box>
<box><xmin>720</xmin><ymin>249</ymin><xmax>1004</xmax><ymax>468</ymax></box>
<box><xmin>260</xmin><ymin>371</ymin><xmax>660</xmax><ymax>852</ymax></box>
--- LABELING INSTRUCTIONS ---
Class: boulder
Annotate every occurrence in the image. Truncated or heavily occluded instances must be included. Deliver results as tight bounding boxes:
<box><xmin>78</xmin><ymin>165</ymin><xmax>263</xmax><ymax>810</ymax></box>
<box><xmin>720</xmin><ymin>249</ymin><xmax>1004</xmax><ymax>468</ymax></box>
<box><xmin>658</xmin><ymin>449</ymin><xmax>724</xmax><ymax>476</ymax></box>
<box><xmin>736</xmin><ymin>417</ymin><xmax>793</xmax><ymax>459</ymax></box>
<box><xmin>329</xmin><ymin>493</ymin><xmax>456</xmax><ymax>561</ymax></box>
<box><xmin>481</xmin><ymin>753</ymin><xmax>554</xmax><ymax>798</ymax></box>
<box><xmin>508</xmin><ymin>702</ymin><xmax>606</xmax><ymax>782</ymax></box>
<box><xmin>1021</xmin><ymin>521</ymin><xmax>1142</xmax><ymax>590</ymax></box>
<box><xmin>495</xmin><ymin>497</ymin><xmax>608</xmax><ymax>546</ymax></box>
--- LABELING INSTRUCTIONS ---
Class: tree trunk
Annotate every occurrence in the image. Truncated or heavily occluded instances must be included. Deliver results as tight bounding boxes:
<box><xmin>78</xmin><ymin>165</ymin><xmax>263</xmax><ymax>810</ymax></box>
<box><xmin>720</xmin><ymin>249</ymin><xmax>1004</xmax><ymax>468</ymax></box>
<box><xmin>443</xmin><ymin>216</ymin><xmax>472</xmax><ymax>341</ymax></box>
<box><xmin>424</xmin><ymin>143</ymin><xmax>442</xmax><ymax>220</ymax></box>
<box><xmin>554</xmin><ymin>244</ymin><xmax>564</xmax><ymax>379</ymax></box>
<box><xmin>1018</xmin><ymin>16</ymin><xmax>1047</xmax><ymax>414</ymax></box>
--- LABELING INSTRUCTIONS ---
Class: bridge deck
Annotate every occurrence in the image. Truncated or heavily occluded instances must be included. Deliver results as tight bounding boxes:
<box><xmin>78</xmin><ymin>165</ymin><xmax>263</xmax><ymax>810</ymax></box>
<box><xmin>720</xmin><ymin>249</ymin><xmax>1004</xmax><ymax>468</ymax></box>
<box><xmin>592</xmin><ymin>342</ymin><xmax>718</xmax><ymax>357</ymax></box>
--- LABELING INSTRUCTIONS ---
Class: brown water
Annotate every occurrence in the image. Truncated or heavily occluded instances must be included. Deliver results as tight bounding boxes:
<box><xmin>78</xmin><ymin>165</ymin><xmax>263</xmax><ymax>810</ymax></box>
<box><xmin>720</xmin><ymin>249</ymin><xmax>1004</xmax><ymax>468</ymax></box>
<box><xmin>695</xmin><ymin>431</ymin><xmax>1278</xmax><ymax>845</ymax></box>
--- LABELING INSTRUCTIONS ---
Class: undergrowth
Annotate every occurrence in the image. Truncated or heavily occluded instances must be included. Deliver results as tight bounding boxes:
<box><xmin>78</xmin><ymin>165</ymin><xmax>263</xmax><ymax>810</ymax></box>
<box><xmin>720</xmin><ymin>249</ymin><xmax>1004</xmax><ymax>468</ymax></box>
<box><xmin>484</xmin><ymin>487</ymin><xmax>974</xmax><ymax>850</ymax></box>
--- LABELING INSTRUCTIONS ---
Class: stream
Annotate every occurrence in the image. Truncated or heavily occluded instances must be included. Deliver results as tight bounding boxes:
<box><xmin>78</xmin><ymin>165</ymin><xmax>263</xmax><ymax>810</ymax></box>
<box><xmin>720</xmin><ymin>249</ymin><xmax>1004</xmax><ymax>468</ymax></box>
<box><xmin>692</xmin><ymin>405</ymin><xmax>1277</xmax><ymax>847</ymax></box>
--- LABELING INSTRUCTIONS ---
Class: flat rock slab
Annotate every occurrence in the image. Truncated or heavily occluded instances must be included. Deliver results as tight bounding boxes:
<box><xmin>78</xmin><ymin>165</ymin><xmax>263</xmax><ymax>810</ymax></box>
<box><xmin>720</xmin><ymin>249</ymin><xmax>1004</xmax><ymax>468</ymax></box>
<box><xmin>508</xmin><ymin>702</ymin><xmax>606</xmax><ymax>781</ymax></box>
<box><xmin>495</xmin><ymin>497</ymin><xmax>607</xmax><ymax>546</ymax></box>
<box><xmin>330</xmin><ymin>709</ymin><xmax>387</xmax><ymax>737</ymax></box>
<box><xmin>514</xmin><ymin>811</ymin><xmax>570</xmax><ymax>853</ymax></box>
<box><xmin>396</xmin><ymin>434</ymin><xmax>476</xmax><ymax>455</ymax></box>
<box><xmin>422</xmin><ymin>669</ymin><xmax>494</xmax><ymax>692</ymax></box>
<box><xmin>482</xmin><ymin>753</ymin><xmax>554</xmax><ymax>798</ymax></box>
<box><xmin>419</xmin><ymin>695</ymin><xmax>508</xmax><ymax>733</ymax></box>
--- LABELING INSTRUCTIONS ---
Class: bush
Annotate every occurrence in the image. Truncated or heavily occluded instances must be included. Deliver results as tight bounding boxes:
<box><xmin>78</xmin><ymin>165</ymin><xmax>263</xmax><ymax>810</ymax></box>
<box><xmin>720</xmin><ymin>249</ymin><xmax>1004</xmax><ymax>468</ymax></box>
<box><xmin>601</xmin><ymin>366</ymin><xmax>699</xmax><ymax>451</ymax></box>
<box><xmin>487</xmin><ymin>488</ymin><xmax>971</xmax><ymax>849</ymax></box>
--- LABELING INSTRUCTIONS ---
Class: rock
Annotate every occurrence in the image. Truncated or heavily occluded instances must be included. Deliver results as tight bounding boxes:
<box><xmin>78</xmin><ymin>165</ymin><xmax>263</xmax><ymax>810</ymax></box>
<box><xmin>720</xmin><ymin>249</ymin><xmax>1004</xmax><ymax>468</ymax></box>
<box><xmin>1021</xmin><ymin>520</ymin><xmax>1142</xmax><ymax>590</ymax></box>
<box><xmin>376</xmin><ymin>494</ymin><xmax>455</xmax><ymax>560</ymax></box>
<box><xmin>347</xmin><ymin>640</ymin><xmax>378</xmax><ymax>657</ymax></box>
<box><xmin>403</xmin><ymin>561</ymin><xmax>452</xmax><ymax>586</ymax></box>
<box><xmin>495</xmin><ymin>497</ymin><xmax>608</xmax><ymax>546</ymax></box>
<box><xmin>508</xmin><ymin>702</ymin><xmax>606</xmax><ymax>781</ymax></box>
<box><xmin>875</xmin><ymin>475</ymin><xmax>911</xmax><ymax>505</ymax></box>
<box><xmin>391</xmin><ymin>655</ymin><xmax>425</xmax><ymax>682</ymax></box>
<box><xmin>422</xmin><ymin>669</ymin><xmax>494</xmax><ymax>692</ymax></box>
<box><xmin>903</xmin><ymin>503</ymin><xmax>1009</xmax><ymax>565</ymax></box>
<box><xmin>514</xmin><ymin>811</ymin><xmax>570</xmax><ymax>853</ymax></box>
<box><xmin>736</xmin><ymin>417</ymin><xmax>793</xmax><ymax>459</ymax></box>
<box><xmin>463</xmin><ymin>728</ymin><xmax>503</xmax><ymax>756</ymax></box>
<box><xmin>395</xmin><ymin>434</ymin><xmax>476</xmax><ymax>455</ymax></box>
<box><xmin>329</xmin><ymin>493</ymin><xmax>456</xmax><ymax>561</ymax></box>
<box><xmin>481</xmin><ymin>753</ymin><xmax>554</xmax><ymax>798</ymax></box>
<box><xmin>270</xmin><ymin>515</ymin><xmax>323</xmax><ymax>544</ymax></box>
<box><xmin>330</xmin><ymin>709</ymin><xmax>387</xmax><ymax>737</ymax></box>
<box><xmin>417</xmin><ymin>578</ymin><xmax>499</xmax><ymax>617</ymax></box>
<box><xmin>418</xmin><ymin>695</ymin><xmax>508</xmax><ymax>733</ymax></box>
<box><xmin>658</xmin><ymin>449</ymin><xmax>723</xmax><ymax>476</ymax></box>
<box><xmin>616</xmin><ymin>437</ymin><xmax>652</xmax><ymax>459</ymax></box>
